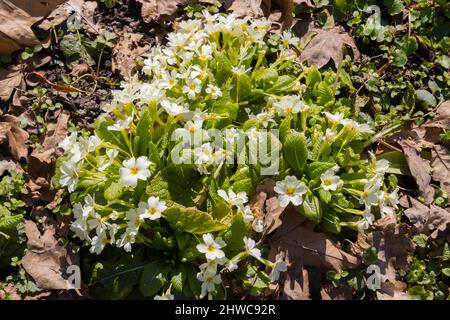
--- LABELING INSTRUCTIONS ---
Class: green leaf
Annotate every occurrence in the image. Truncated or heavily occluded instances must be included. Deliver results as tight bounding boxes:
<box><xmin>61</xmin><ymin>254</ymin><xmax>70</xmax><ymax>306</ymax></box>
<box><xmin>186</xmin><ymin>264</ymin><xmax>202</xmax><ymax>298</ymax></box>
<box><xmin>231</xmin><ymin>74</ymin><xmax>252</xmax><ymax>102</ymax></box>
<box><xmin>278</xmin><ymin>116</ymin><xmax>291</xmax><ymax>144</ymax></box>
<box><xmin>403</xmin><ymin>81</ymin><xmax>416</xmax><ymax>110</ymax></box>
<box><xmin>306</xmin><ymin>162</ymin><xmax>336</xmax><ymax>180</ymax></box>
<box><xmin>318</xmin><ymin>189</ymin><xmax>332</xmax><ymax>204</ymax></box>
<box><xmin>315</xmin><ymin>81</ymin><xmax>335</xmax><ymax>106</ymax></box>
<box><xmin>148</xmin><ymin>141</ymin><xmax>161</xmax><ymax>167</ymax></box>
<box><xmin>164</xmin><ymin>205</ymin><xmax>228</xmax><ymax>234</ymax></box>
<box><xmin>306</xmin><ymin>66</ymin><xmax>322</xmax><ymax>87</ymax></box>
<box><xmin>94</xmin><ymin>116</ymin><xmax>127</xmax><ymax>150</ymax></box>
<box><xmin>221</xmin><ymin>213</ymin><xmax>248</xmax><ymax>254</ymax></box>
<box><xmin>213</xmin><ymin>53</ymin><xmax>232</xmax><ymax>85</ymax></box>
<box><xmin>146</xmin><ymin>166</ymin><xmax>201</xmax><ymax>206</ymax></box>
<box><xmin>392</xmin><ymin>49</ymin><xmax>408</xmax><ymax>67</ymax></box>
<box><xmin>104</xmin><ymin>181</ymin><xmax>124</xmax><ymax>201</ymax></box>
<box><xmin>232</xmin><ymin>178</ymin><xmax>254</xmax><ymax>195</ymax></box>
<box><xmin>140</xmin><ymin>260</ymin><xmax>169</xmax><ymax>297</ymax></box>
<box><xmin>376</xmin><ymin>151</ymin><xmax>411</xmax><ymax>176</ymax></box>
<box><xmin>322</xmin><ymin>210</ymin><xmax>341</xmax><ymax>234</ymax></box>
<box><xmin>416</xmin><ymin>90</ymin><xmax>437</xmax><ymax>108</ymax></box>
<box><xmin>170</xmin><ymin>264</ymin><xmax>187</xmax><ymax>293</ymax></box>
<box><xmin>407</xmin><ymin>286</ymin><xmax>434</xmax><ymax>300</ymax></box>
<box><xmin>384</xmin><ymin>0</ymin><xmax>405</xmax><ymax>15</ymax></box>
<box><xmin>283</xmin><ymin>131</ymin><xmax>308</xmax><ymax>176</ymax></box>
<box><xmin>254</xmin><ymin>68</ymin><xmax>278</xmax><ymax>87</ymax></box>
<box><xmin>297</xmin><ymin>193</ymin><xmax>322</xmax><ymax>223</ymax></box>
<box><xmin>136</xmin><ymin>110</ymin><xmax>151</xmax><ymax>156</ymax></box>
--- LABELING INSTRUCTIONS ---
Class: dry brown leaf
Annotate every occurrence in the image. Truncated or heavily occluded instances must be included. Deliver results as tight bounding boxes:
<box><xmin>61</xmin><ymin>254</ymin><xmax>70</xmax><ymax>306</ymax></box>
<box><xmin>250</xmin><ymin>179</ymin><xmax>285</xmax><ymax>234</ymax></box>
<box><xmin>0</xmin><ymin>0</ymin><xmax>66</xmax><ymax>54</ymax></box>
<box><xmin>270</xmin><ymin>209</ymin><xmax>360</xmax><ymax>273</ymax></box>
<box><xmin>0</xmin><ymin>114</ymin><xmax>29</xmax><ymax>160</ymax></box>
<box><xmin>299</xmin><ymin>27</ymin><xmax>360</xmax><ymax>69</ymax></box>
<box><xmin>24</xmin><ymin>112</ymin><xmax>69</xmax><ymax>206</ymax></box>
<box><xmin>0</xmin><ymin>155</ymin><xmax>23</xmax><ymax>175</ymax></box>
<box><xmin>431</xmin><ymin>145</ymin><xmax>450</xmax><ymax>195</ymax></box>
<box><xmin>227</xmin><ymin>0</ymin><xmax>264</xmax><ymax>18</ymax></box>
<box><xmin>376</xmin><ymin>281</ymin><xmax>410</xmax><ymax>300</ymax></box>
<box><xmin>366</xmin><ymin>223</ymin><xmax>415</xmax><ymax>283</ymax></box>
<box><xmin>136</xmin><ymin>0</ymin><xmax>209</xmax><ymax>22</ymax></box>
<box><xmin>398</xmin><ymin>139</ymin><xmax>435</xmax><ymax>204</ymax></box>
<box><xmin>423</xmin><ymin>101</ymin><xmax>450</xmax><ymax>130</ymax></box>
<box><xmin>70</xmin><ymin>63</ymin><xmax>89</xmax><ymax>77</ymax></box>
<box><xmin>0</xmin><ymin>64</ymin><xmax>23</xmax><ymax>101</ymax></box>
<box><xmin>272</xmin><ymin>0</ymin><xmax>294</xmax><ymax>28</ymax></box>
<box><xmin>22</xmin><ymin>220</ymin><xmax>79</xmax><ymax>289</ymax></box>
<box><xmin>320</xmin><ymin>284</ymin><xmax>353</xmax><ymax>300</ymax></box>
<box><xmin>401</xmin><ymin>195</ymin><xmax>450</xmax><ymax>239</ymax></box>
<box><xmin>112</xmin><ymin>32</ymin><xmax>151</xmax><ymax>78</ymax></box>
<box><xmin>281</xmin><ymin>263</ymin><xmax>310</xmax><ymax>300</ymax></box>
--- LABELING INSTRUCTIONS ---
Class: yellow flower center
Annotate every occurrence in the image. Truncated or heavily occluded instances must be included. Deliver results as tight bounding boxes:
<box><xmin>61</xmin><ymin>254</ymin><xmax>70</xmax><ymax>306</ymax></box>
<box><xmin>130</xmin><ymin>167</ymin><xmax>139</xmax><ymax>175</ymax></box>
<box><xmin>286</xmin><ymin>186</ymin><xmax>295</xmax><ymax>196</ymax></box>
<box><xmin>147</xmin><ymin>207</ymin><xmax>157</xmax><ymax>216</ymax></box>
<box><xmin>190</xmin><ymin>84</ymin><xmax>197</xmax><ymax>91</ymax></box>
<box><xmin>207</xmin><ymin>244</ymin><xmax>216</xmax><ymax>252</ymax></box>
<box><xmin>324</xmin><ymin>179</ymin><xmax>332</xmax><ymax>186</ymax></box>
<box><xmin>189</xmin><ymin>126</ymin><xmax>197</xmax><ymax>134</ymax></box>
<box><xmin>285</xmin><ymin>107</ymin><xmax>293</xmax><ymax>113</ymax></box>
<box><xmin>362</xmin><ymin>191</ymin><xmax>369</xmax><ymax>199</ymax></box>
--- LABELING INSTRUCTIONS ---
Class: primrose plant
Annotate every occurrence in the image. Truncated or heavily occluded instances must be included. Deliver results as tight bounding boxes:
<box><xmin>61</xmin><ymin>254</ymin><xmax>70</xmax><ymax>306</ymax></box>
<box><xmin>56</xmin><ymin>11</ymin><xmax>397</xmax><ymax>299</ymax></box>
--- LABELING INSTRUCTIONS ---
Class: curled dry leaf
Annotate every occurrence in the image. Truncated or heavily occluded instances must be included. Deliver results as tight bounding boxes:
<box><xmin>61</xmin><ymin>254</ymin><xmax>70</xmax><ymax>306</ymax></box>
<box><xmin>136</xmin><ymin>0</ymin><xmax>211</xmax><ymax>23</ymax></box>
<box><xmin>0</xmin><ymin>64</ymin><xmax>23</xmax><ymax>101</ymax></box>
<box><xmin>0</xmin><ymin>0</ymin><xmax>66</xmax><ymax>54</ymax></box>
<box><xmin>431</xmin><ymin>145</ymin><xmax>450</xmax><ymax>195</ymax></box>
<box><xmin>423</xmin><ymin>101</ymin><xmax>450</xmax><ymax>130</ymax></box>
<box><xmin>250</xmin><ymin>179</ymin><xmax>284</xmax><ymax>234</ymax></box>
<box><xmin>364</xmin><ymin>221</ymin><xmax>416</xmax><ymax>283</ymax></box>
<box><xmin>22</xmin><ymin>220</ymin><xmax>79</xmax><ymax>290</ymax></box>
<box><xmin>226</xmin><ymin>0</ymin><xmax>265</xmax><ymax>18</ymax></box>
<box><xmin>400</xmin><ymin>195</ymin><xmax>450</xmax><ymax>240</ymax></box>
<box><xmin>320</xmin><ymin>284</ymin><xmax>353</xmax><ymax>300</ymax></box>
<box><xmin>376</xmin><ymin>281</ymin><xmax>410</xmax><ymax>300</ymax></box>
<box><xmin>112</xmin><ymin>32</ymin><xmax>151</xmax><ymax>78</ymax></box>
<box><xmin>0</xmin><ymin>114</ymin><xmax>29</xmax><ymax>160</ymax></box>
<box><xmin>269</xmin><ymin>208</ymin><xmax>360</xmax><ymax>272</ymax></box>
<box><xmin>25</xmin><ymin>111</ymin><xmax>69</xmax><ymax>206</ymax></box>
<box><xmin>0</xmin><ymin>154</ymin><xmax>24</xmax><ymax>175</ymax></box>
<box><xmin>299</xmin><ymin>27</ymin><xmax>360</xmax><ymax>69</ymax></box>
<box><xmin>398</xmin><ymin>139</ymin><xmax>435</xmax><ymax>205</ymax></box>
<box><xmin>281</xmin><ymin>263</ymin><xmax>310</xmax><ymax>300</ymax></box>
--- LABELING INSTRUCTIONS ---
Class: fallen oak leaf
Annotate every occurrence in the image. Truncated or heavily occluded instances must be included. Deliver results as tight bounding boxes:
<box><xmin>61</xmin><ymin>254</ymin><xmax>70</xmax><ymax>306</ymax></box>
<box><xmin>0</xmin><ymin>64</ymin><xmax>23</xmax><ymax>101</ymax></box>
<box><xmin>250</xmin><ymin>179</ymin><xmax>285</xmax><ymax>234</ymax></box>
<box><xmin>0</xmin><ymin>0</ymin><xmax>66</xmax><ymax>54</ymax></box>
<box><xmin>0</xmin><ymin>155</ymin><xmax>24</xmax><ymax>175</ymax></box>
<box><xmin>112</xmin><ymin>32</ymin><xmax>151</xmax><ymax>78</ymax></box>
<box><xmin>0</xmin><ymin>114</ymin><xmax>29</xmax><ymax>160</ymax></box>
<box><xmin>320</xmin><ymin>283</ymin><xmax>353</xmax><ymax>300</ymax></box>
<box><xmin>398</xmin><ymin>139</ymin><xmax>435</xmax><ymax>205</ymax></box>
<box><xmin>299</xmin><ymin>27</ymin><xmax>360</xmax><ymax>69</ymax></box>
<box><xmin>365</xmin><ymin>222</ymin><xmax>416</xmax><ymax>283</ymax></box>
<box><xmin>269</xmin><ymin>208</ymin><xmax>360</xmax><ymax>272</ymax></box>
<box><xmin>136</xmin><ymin>0</ymin><xmax>214</xmax><ymax>23</ymax></box>
<box><xmin>400</xmin><ymin>195</ymin><xmax>450</xmax><ymax>240</ymax></box>
<box><xmin>226</xmin><ymin>0</ymin><xmax>265</xmax><ymax>18</ymax></box>
<box><xmin>376</xmin><ymin>281</ymin><xmax>410</xmax><ymax>300</ymax></box>
<box><xmin>431</xmin><ymin>145</ymin><xmax>450</xmax><ymax>195</ymax></box>
<box><xmin>281</xmin><ymin>262</ymin><xmax>310</xmax><ymax>300</ymax></box>
<box><xmin>21</xmin><ymin>220</ymin><xmax>79</xmax><ymax>290</ymax></box>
